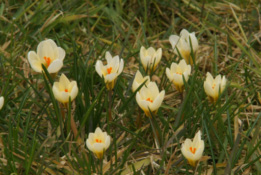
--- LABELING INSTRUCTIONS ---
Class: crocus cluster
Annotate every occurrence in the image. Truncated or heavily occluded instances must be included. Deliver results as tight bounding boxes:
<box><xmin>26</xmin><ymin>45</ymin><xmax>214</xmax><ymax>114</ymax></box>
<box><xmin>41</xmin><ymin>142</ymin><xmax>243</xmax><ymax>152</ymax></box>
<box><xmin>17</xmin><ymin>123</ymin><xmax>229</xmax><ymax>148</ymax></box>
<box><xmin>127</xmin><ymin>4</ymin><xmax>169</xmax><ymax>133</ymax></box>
<box><xmin>25</xmin><ymin>27</ymin><xmax>228</xmax><ymax>167</ymax></box>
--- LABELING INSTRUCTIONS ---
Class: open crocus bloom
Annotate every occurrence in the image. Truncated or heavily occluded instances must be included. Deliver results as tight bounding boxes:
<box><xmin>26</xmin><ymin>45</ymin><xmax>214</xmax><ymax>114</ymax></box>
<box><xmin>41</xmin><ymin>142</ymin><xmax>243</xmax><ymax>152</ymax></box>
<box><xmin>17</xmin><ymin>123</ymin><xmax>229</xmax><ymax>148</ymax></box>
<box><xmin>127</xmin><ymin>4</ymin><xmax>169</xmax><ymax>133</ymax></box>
<box><xmin>166</xmin><ymin>60</ymin><xmax>191</xmax><ymax>92</ymax></box>
<box><xmin>140</xmin><ymin>46</ymin><xmax>162</xmax><ymax>73</ymax></box>
<box><xmin>0</xmin><ymin>96</ymin><xmax>4</xmax><ymax>110</ymax></box>
<box><xmin>169</xmin><ymin>29</ymin><xmax>198</xmax><ymax>65</ymax></box>
<box><xmin>136</xmin><ymin>82</ymin><xmax>165</xmax><ymax>117</ymax></box>
<box><xmin>52</xmin><ymin>74</ymin><xmax>78</xmax><ymax>103</ymax></box>
<box><xmin>204</xmin><ymin>72</ymin><xmax>226</xmax><ymax>103</ymax></box>
<box><xmin>181</xmin><ymin>131</ymin><xmax>204</xmax><ymax>167</ymax></box>
<box><xmin>86</xmin><ymin>127</ymin><xmax>110</xmax><ymax>159</ymax></box>
<box><xmin>132</xmin><ymin>70</ymin><xmax>150</xmax><ymax>92</ymax></box>
<box><xmin>28</xmin><ymin>39</ymin><xmax>65</xmax><ymax>73</ymax></box>
<box><xmin>95</xmin><ymin>52</ymin><xmax>124</xmax><ymax>90</ymax></box>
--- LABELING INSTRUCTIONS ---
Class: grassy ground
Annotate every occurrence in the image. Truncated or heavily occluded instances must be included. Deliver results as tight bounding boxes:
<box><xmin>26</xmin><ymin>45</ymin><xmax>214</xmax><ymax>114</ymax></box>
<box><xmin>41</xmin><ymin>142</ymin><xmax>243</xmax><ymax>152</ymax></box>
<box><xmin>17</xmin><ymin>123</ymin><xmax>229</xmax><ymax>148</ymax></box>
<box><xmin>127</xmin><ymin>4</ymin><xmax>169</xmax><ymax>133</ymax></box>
<box><xmin>0</xmin><ymin>0</ymin><xmax>260</xmax><ymax>174</ymax></box>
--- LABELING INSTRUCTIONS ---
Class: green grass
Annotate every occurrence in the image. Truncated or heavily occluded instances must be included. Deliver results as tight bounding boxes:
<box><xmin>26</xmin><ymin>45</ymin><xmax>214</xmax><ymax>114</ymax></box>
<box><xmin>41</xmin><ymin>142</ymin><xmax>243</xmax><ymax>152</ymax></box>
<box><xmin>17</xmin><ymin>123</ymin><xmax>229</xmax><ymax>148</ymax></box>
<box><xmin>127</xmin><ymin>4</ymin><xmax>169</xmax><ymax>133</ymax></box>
<box><xmin>0</xmin><ymin>0</ymin><xmax>260</xmax><ymax>174</ymax></box>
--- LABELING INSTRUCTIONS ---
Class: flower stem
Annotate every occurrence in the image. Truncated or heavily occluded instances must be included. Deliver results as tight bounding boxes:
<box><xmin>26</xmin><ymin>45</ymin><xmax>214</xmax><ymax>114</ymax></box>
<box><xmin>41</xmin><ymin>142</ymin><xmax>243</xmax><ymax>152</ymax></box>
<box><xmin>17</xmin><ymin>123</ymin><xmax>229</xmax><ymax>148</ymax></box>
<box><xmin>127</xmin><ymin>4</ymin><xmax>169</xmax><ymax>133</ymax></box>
<box><xmin>108</xmin><ymin>90</ymin><xmax>113</xmax><ymax>121</ymax></box>
<box><xmin>136</xmin><ymin>108</ymin><xmax>142</xmax><ymax>128</ymax></box>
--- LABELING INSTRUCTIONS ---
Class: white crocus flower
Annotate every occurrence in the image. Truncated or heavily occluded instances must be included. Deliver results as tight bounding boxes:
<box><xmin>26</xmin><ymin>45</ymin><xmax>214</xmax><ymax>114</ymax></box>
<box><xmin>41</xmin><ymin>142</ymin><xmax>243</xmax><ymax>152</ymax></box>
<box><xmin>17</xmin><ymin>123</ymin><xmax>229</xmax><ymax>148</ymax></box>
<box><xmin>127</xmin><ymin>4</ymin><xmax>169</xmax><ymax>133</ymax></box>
<box><xmin>0</xmin><ymin>96</ymin><xmax>4</xmax><ymax>110</ymax></box>
<box><xmin>52</xmin><ymin>74</ymin><xmax>78</xmax><ymax>103</ymax></box>
<box><xmin>95</xmin><ymin>52</ymin><xmax>124</xmax><ymax>90</ymax></box>
<box><xmin>136</xmin><ymin>82</ymin><xmax>165</xmax><ymax>117</ymax></box>
<box><xmin>204</xmin><ymin>72</ymin><xmax>226</xmax><ymax>103</ymax></box>
<box><xmin>28</xmin><ymin>39</ymin><xmax>65</xmax><ymax>73</ymax></box>
<box><xmin>86</xmin><ymin>127</ymin><xmax>111</xmax><ymax>159</ymax></box>
<box><xmin>140</xmin><ymin>46</ymin><xmax>162</xmax><ymax>73</ymax></box>
<box><xmin>181</xmin><ymin>131</ymin><xmax>204</xmax><ymax>167</ymax></box>
<box><xmin>132</xmin><ymin>70</ymin><xmax>150</xmax><ymax>92</ymax></box>
<box><xmin>169</xmin><ymin>29</ymin><xmax>198</xmax><ymax>65</ymax></box>
<box><xmin>166</xmin><ymin>60</ymin><xmax>191</xmax><ymax>92</ymax></box>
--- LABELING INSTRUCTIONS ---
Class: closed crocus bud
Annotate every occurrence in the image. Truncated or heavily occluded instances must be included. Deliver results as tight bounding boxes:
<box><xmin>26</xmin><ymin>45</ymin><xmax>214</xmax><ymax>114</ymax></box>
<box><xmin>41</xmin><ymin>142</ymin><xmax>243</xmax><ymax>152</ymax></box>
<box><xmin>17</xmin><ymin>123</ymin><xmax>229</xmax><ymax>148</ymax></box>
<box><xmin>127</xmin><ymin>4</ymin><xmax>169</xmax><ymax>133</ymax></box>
<box><xmin>204</xmin><ymin>72</ymin><xmax>226</xmax><ymax>103</ymax></box>
<box><xmin>86</xmin><ymin>127</ymin><xmax>110</xmax><ymax>159</ymax></box>
<box><xmin>28</xmin><ymin>39</ymin><xmax>65</xmax><ymax>73</ymax></box>
<box><xmin>0</xmin><ymin>96</ymin><xmax>4</xmax><ymax>110</ymax></box>
<box><xmin>132</xmin><ymin>70</ymin><xmax>150</xmax><ymax>92</ymax></box>
<box><xmin>136</xmin><ymin>82</ymin><xmax>165</xmax><ymax>117</ymax></box>
<box><xmin>181</xmin><ymin>131</ymin><xmax>204</xmax><ymax>167</ymax></box>
<box><xmin>52</xmin><ymin>74</ymin><xmax>78</xmax><ymax>103</ymax></box>
<box><xmin>95</xmin><ymin>52</ymin><xmax>124</xmax><ymax>90</ymax></box>
<box><xmin>140</xmin><ymin>46</ymin><xmax>162</xmax><ymax>73</ymax></box>
<box><xmin>169</xmin><ymin>29</ymin><xmax>198</xmax><ymax>65</ymax></box>
<box><xmin>166</xmin><ymin>60</ymin><xmax>191</xmax><ymax>93</ymax></box>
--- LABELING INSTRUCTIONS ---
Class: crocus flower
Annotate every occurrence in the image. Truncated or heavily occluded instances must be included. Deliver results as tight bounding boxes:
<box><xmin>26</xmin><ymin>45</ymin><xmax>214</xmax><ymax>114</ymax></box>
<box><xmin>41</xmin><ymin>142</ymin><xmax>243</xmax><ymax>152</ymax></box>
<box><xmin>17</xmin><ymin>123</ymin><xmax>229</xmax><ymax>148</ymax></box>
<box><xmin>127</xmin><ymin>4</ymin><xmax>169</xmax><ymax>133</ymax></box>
<box><xmin>52</xmin><ymin>74</ymin><xmax>78</xmax><ymax>103</ymax></box>
<box><xmin>86</xmin><ymin>127</ymin><xmax>110</xmax><ymax>159</ymax></box>
<box><xmin>140</xmin><ymin>46</ymin><xmax>162</xmax><ymax>73</ymax></box>
<box><xmin>136</xmin><ymin>82</ymin><xmax>165</xmax><ymax>117</ymax></box>
<box><xmin>132</xmin><ymin>70</ymin><xmax>150</xmax><ymax>92</ymax></box>
<box><xmin>204</xmin><ymin>72</ymin><xmax>226</xmax><ymax>103</ymax></box>
<box><xmin>181</xmin><ymin>131</ymin><xmax>204</xmax><ymax>167</ymax></box>
<box><xmin>95</xmin><ymin>52</ymin><xmax>124</xmax><ymax>90</ymax></box>
<box><xmin>169</xmin><ymin>29</ymin><xmax>198</xmax><ymax>65</ymax></box>
<box><xmin>28</xmin><ymin>39</ymin><xmax>65</xmax><ymax>73</ymax></box>
<box><xmin>0</xmin><ymin>96</ymin><xmax>4</xmax><ymax>110</ymax></box>
<box><xmin>166</xmin><ymin>60</ymin><xmax>191</xmax><ymax>93</ymax></box>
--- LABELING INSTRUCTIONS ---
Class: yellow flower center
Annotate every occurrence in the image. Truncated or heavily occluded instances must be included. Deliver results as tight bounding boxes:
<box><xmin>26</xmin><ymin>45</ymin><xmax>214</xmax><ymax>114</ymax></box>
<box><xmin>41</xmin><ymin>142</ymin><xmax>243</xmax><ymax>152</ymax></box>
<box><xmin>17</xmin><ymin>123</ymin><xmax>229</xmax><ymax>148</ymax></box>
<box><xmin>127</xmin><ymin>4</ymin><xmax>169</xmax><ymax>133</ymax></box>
<box><xmin>107</xmin><ymin>67</ymin><xmax>112</xmax><ymax>74</ymax></box>
<box><xmin>146</xmin><ymin>98</ymin><xmax>153</xmax><ymax>103</ymax></box>
<box><xmin>44</xmin><ymin>56</ymin><xmax>52</xmax><ymax>67</ymax></box>
<box><xmin>64</xmin><ymin>89</ymin><xmax>68</xmax><ymax>92</ymax></box>
<box><xmin>176</xmin><ymin>71</ymin><xmax>182</xmax><ymax>75</ymax></box>
<box><xmin>212</xmin><ymin>83</ymin><xmax>216</xmax><ymax>89</ymax></box>
<box><xmin>95</xmin><ymin>139</ymin><xmax>102</xmax><ymax>143</ymax></box>
<box><xmin>190</xmin><ymin>147</ymin><xmax>196</xmax><ymax>154</ymax></box>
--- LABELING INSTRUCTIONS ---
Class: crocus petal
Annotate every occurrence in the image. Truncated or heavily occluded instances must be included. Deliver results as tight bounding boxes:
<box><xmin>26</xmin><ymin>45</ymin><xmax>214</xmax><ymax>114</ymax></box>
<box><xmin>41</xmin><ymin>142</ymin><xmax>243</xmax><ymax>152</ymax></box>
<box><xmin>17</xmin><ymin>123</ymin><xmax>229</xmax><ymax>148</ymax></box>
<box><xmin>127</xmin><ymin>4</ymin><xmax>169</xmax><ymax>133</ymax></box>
<box><xmin>150</xmin><ymin>90</ymin><xmax>165</xmax><ymax>111</ymax></box>
<box><xmin>105</xmin><ymin>136</ymin><xmax>110</xmax><ymax>149</ymax></box>
<box><xmin>57</xmin><ymin>47</ymin><xmax>66</xmax><ymax>61</ymax></box>
<box><xmin>169</xmin><ymin>35</ymin><xmax>180</xmax><ymax>49</ymax></box>
<box><xmin>136</xmin><ymin>92</ymin><xmax>150</xmax><ymax>112</ymax></box>
<box><xmin>28</xmin><ymin>51</ymin><xmax>43</xmax><ymax>72</ymax></box>
<box><xmin>86</xmin><ymin>139</ymin><xmax>94</xmax><ymax>152</ymax></box>
<box><xmin>70</xmin><ymin>84</ymin><xmax>78</xmax><ymax>101</ymax></box>
<box><xmin>105</xmin><ymin>51</ymin><xmax>113</xmax><ymax>63</ymax></box>
<box><xmin>117</xmin><ymin>59</ymin><xmax>124</xmax><ymax>75</ymax></box>
<box><xmin>173</xmin><ymin>73</ymin><xmax>183</xmax><ymax>86</ymax></box>
<box><xmin>47</xmin><ymin>59</ymin><xmax>63</xmax><ymax>73</ymax></box>
<box><xmin>204</xmin><ymin>81</ymin><xmax>215</xmax><ymax>98</ymax></box>
<box><xmin>95</xmin><ymin>60</ymin><xmax>104</xmax><ymax>78</ymax></box>
<box><xmin>155</xmin><ymin>48</ymin><xmax>162</xmax><ymax>65</ymax></box>
<box><xmin>105</xmin><ymin>73</ymin><xmax>117</xmax><ymax>83</ymax></box>
<box><xmin>166</xmin><ymin>68</ymin><xmax>174</xmax><ymax>81</ymax></box>
<box><xmin>37</xmin><ymin>40</ymin><xmax>55</xmax><ymax>60</ymax></box>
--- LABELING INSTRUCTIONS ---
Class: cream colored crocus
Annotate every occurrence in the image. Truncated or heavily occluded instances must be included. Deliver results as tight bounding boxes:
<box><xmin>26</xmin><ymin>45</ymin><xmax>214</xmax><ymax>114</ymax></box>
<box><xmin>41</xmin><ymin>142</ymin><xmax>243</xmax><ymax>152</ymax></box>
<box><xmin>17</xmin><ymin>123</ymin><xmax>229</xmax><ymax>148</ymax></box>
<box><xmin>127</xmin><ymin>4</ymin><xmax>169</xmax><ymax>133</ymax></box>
<box><xmin>52</xmin><ymin>74</ymin><xmax>78</xmax><ymax>103</ymax></box>
<box><xmin>169</xmin><ymin>29</ymin><xmax>198</xmax><ymax>65</ymax></box>
<box><xmin>132</xmin><ymin>70</ymin><xmax>150</xmax><ymax>92</ymax></box>
<box><xmin>181</xmin><ymin>131</ymin><xmax>204</xmax><ymax>167</ymax></box>
<box><xmin>136</xmin><ymin>82</ymin><xmax>165</xmax><ymax>117</ymax></box>
<box><xmin>86</xmin><ymin>127</ymin><xmax>110</xmax><ymax>159</ymax></box>
<box><xmin>140</xmin><ymin>46</ymin><xmax>162</xmax><ymax>73</ymax></box>
<box><xmin>204</xmin><ymin>72</ymin><xmax>226</xmax><ymax>103</ymax></box>
<box><xmin>28</xmin><ymin>39</ymin><xmax>65</xmax><ymax>73</ymax></box>
<box><xmin>0</xmin><ymin>96</ymin><xmax>4</xmax><ymax>110</ymax></box>
<box><xmin>166</xmin><ymin>60</ymin><xmax>191</xmax><ymax>93</ymax></box>
<box><xmin>95</xmin><ymin>52</ymin><xmax>124</xmax><ymax>90</ymax></box>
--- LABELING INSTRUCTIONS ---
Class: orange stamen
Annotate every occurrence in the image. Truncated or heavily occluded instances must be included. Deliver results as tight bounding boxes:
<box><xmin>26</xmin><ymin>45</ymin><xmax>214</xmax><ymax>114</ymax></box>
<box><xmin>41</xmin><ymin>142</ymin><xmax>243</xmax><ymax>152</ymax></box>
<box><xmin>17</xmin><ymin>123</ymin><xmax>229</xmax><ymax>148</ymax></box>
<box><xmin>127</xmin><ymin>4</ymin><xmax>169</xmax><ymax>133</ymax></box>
<box><xmin>212</xmin><ymin>83</ymin><xmax>216</xmax><ymax>89</ymax></box>
<box><xmin>176</xmin><ymin>72</ymin><xmax>182</xmax><ymax>75</ymax></box>
<box><xmin>64</xmin><ymin>89</ymin><xmax>68</xmax><ymax>92</ymax></box>
<box><xmin>95</xmin><ymin>139</ymin><xmax>102</xmax><ymax>143</ymax></box>
<box><xmin>44</xmin><ymin>56</ymin><xmax>51</xmax><ymax>67</ymax></box>
<box><xmin>107</xmin><ymin>67</ymin><xmax>112</xmax><ymax>74</ymax></box>
<box><xmin>146</xmin><ymin>98</ymin><xmax>153</xmax><ymax>103</ymax></box>
<box><xmin>190</xmin><ymin>147</ymin><xmax>196</xmax><ymax>154</ymax></box>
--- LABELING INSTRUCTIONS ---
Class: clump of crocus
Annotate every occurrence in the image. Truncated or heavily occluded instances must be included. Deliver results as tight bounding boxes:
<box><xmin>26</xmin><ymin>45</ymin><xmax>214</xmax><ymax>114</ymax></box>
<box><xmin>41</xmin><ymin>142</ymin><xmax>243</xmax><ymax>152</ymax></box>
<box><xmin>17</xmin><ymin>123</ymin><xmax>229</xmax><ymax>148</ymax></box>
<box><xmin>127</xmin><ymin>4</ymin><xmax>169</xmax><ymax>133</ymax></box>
<box><xmin>52</xmin><ymin>74</ymin><xmax>78</xmax><ymax>103</ymax></box>
<box><xmin>140</xmin><ymin>46</ymin><xmax>162</xmax><ymax>73</ymax></box>
<box><xmin>169</xmin><ymin>29</ymin><xmax>198</xmax><ymax>65</ymax></box>
<box><xmin>0</xmin><ymin>96</ymin><xmax>4</xmax><ymax>110</ymax></box>
<box><xmin>166</xmin><ymin>60</ymin><xmax>191</xmax><ymax>93</ymax></box>
<box><xmin>86</xmin><ymin>127</ymin><xmax>111</xmax><ymax>159</ymax></box>
<box><xmin>132</xmin><ymin>70</ymin><xmax>150</xmax><ymax>92</ymax></box>
<box><xmin>136</xmin><ymin>82</ymin><xmax>165</xmax><ymax>117</ymax></box>
<box><xmin>181</xmin><ymin>130</ymin><xmax>204</xmax><ymax>167</ymax></box>
<box><xmin>204</xmin><ymin>72</ymin><xmax>226</xmax><ymax>103</ymax></box>
<box><xmin>95</xmin><ymin>52</ymin><xmax>124</xmax><ymax>90</ymax></box>
<box><xmin>28</xmin><ymin>39</ymin><xmax>65</xmax><ymax>73</ymax></box>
